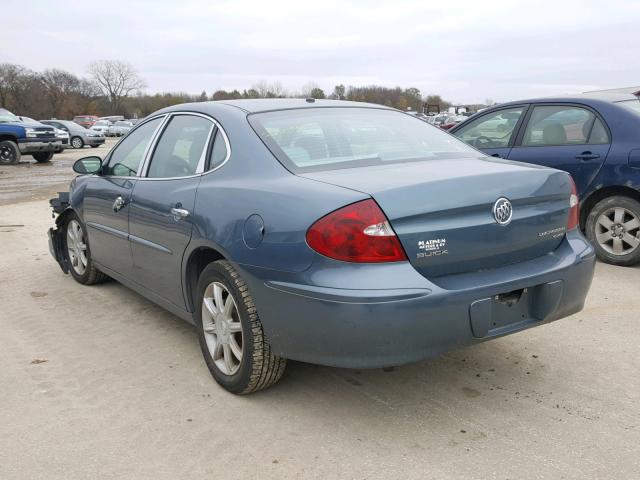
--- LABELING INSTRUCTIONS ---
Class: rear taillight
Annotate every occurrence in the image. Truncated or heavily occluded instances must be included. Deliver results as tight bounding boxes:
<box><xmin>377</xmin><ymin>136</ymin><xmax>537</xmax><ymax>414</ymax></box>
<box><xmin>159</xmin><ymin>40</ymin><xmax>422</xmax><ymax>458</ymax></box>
<box><xmin>306</xmin><ymin>199</ymin><xmax>407</xmax><ymax>263</ymax></box>
<box><xmin>567</xmin><ymin>176</ymin><xmax>579</xmax><ymax>230</ymax></box>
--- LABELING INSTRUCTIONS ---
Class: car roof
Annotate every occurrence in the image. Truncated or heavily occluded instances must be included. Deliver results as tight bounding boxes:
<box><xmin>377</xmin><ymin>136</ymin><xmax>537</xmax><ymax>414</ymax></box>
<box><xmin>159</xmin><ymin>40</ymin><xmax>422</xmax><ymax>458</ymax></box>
<box><xmin>200</xmin><ymin>98</ymin><xmax>394</xmax><ymax>113</ymax></box>
<box><xmin>496</xmin><ymin>92</ymin><xmax>638</xmax><ymax>107</ymax></box>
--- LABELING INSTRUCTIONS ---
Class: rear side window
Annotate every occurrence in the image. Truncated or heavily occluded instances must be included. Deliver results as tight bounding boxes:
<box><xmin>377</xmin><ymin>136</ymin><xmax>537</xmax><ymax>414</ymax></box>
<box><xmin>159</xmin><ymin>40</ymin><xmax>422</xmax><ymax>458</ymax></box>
<box><xmin>208</xmin><ymin>129</ymin><xmax>229</xmax><ymax>170</ymax></box>
<box><xmin>103</xmin><ymin>117</ymin><xmax>162</xmax><ymax>177</ymax></box>
<box><xmin>453</xmin><ymin>107</ymin><xmax>525</xmax><ymax>149</ymax></box>
<box><xmin>249</xmin><ymin>108</ymin><xmax>479</xmax><ymax>173</ymax></box>
<box><xmin>522</xmin><ymin>106</ymin><xmax>594</xmax><ymax>146</ymax></box>
<box><xmin>147</xmin><ymin>115</ymin><xmax>213</xmax><ymax>178</ymax></box>
<box><xmin>588</xmin><ymin>118</ymin><xmax>610</xmax><ymax>144</ymax></box>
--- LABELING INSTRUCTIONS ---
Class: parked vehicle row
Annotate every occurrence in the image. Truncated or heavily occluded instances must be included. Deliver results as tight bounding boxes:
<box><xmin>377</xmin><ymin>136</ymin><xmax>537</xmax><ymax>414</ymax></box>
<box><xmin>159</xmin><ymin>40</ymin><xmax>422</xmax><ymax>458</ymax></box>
<box><xmin>89</xmin><ymin>119</ymin><xmax>134</xmax><ymax>137</ymax></box>
<box><xmin>41</xmin><ymin>120</ymin><xmax>105</xmax><ymax>149</ymax></box>
<box><xmin>48</xmin><ymin>99</ymin><xmax>595</xmax><ymax>394</ymax></box>
<box><xmin>450</xmin><ymin>92</ymin><xmax>640</xmax><ymax>266</ymax></box>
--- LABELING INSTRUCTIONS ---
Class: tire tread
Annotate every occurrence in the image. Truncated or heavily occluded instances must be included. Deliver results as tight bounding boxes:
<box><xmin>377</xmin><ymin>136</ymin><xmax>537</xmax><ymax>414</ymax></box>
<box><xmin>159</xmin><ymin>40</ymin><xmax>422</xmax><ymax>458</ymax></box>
<box><xmin>217</xmin><ymin>260</ymin><xmax>286</xmax><ymax>394</ymax></box>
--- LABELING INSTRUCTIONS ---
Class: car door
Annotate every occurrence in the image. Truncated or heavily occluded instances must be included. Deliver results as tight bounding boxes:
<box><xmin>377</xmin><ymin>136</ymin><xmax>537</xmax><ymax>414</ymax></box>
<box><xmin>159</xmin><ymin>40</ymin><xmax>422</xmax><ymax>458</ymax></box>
<box><xmin>128</xmin><ymin>113</ymin><xmax>216</xmax><ymax>309</ymax></box>
<box><xmin>451</xmin><ymin>106</ymin><xmax>527</xmax><ymax>158</ymax></box>
<box><xmin>508</xmin><ymin>104</ymin><xmax>611</xmax><ymax>195</ymax></box>
<box><xmin>81</xmin><ymin>116</ymin><xmax>164</xmax><ymax>276</ymax></box>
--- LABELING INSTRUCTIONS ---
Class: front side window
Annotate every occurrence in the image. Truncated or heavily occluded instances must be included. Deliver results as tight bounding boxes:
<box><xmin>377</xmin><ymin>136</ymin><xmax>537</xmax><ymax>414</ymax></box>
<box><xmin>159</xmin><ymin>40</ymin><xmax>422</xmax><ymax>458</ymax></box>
<box><xmin>522</xmin><ymin>106</ymin><xmax>595</xmax><ymax>146</ymax></box>
<box><xmin>146</xmin><ymin>115</ymin><xmax>213</xmax><ymax>178</ymax></box>
<box><xmin>249</xmin><ymin>108</ymin><xmax>480</xmax><ymax>173</ymax></box>
<box><xmin>103</xmin><ymin>117</ymin><xmax>162</xmax><ymax>176</ymax></box>
<box><xmin>454</xmin><ymin>107</ymin><xmax>525</xmax><ymax>149</ymax></box>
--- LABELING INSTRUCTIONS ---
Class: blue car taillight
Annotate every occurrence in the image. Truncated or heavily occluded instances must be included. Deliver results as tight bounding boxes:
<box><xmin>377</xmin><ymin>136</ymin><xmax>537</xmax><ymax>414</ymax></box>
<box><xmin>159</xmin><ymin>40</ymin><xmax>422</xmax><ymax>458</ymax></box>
<box><xmin>306</xmin><ymin>199</ymin><xmax>407</xmax><ymax>263</ymax></box>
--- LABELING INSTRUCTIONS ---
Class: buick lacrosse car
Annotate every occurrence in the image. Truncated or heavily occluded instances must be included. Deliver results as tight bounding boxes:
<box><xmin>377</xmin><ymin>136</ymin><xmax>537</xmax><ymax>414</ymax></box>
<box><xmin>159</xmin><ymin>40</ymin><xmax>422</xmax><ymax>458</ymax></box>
<box><xmin>48</xmin><ymin>99</ymin><xmax>595</xmax><ymax>394</ymax></box>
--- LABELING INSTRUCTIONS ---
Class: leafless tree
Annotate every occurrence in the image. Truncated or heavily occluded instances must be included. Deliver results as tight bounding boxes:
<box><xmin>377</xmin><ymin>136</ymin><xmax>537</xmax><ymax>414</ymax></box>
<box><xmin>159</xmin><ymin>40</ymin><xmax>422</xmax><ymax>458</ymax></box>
<box><xmin>0</xmin><ymin>63</ymin><xmax>33</xmax><ymax>110</ymax></box>
<box><xmin>88</xmin><ymin>60</ymin><xmax>146</xmax><ymax>114</ymax></box>
<box><xmin>41</xmin><ymin>69</ymin><xmax>81</xmax><ymax>118</ymax></box>
<box><xmin>252</xmin><ymin>80</ymin><xmax>286</xmax><ymax>98</ymax></box>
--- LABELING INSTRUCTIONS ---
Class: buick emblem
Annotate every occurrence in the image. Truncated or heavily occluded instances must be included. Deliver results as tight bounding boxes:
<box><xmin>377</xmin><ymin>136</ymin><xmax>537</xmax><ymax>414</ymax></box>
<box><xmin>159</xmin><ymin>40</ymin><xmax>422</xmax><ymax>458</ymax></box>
<box><xmin>493</xmin><ymin>198</ymin><xmax>513</xmax><ymax>225</ymax></box>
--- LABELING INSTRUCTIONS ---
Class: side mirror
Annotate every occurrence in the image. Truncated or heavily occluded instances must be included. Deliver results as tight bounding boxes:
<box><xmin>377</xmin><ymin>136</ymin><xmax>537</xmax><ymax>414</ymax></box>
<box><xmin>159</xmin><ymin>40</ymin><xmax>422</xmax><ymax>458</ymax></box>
<box><xmin>73</xmin><ymin>156</ymin><xmax>102</xmax><ymax>175</ymax></box>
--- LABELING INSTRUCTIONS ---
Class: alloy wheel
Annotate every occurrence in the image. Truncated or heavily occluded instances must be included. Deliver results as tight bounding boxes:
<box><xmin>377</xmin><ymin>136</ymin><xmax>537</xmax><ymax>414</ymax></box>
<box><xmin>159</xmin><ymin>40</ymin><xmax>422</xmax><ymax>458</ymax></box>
<box><xmin>71</xmin><ymin>137</ymin><xmax>83</xmax><ymax>149</ymax></box>
<box><xmin>595</xmin><ymin>207</ymin><xmax>640</xmax><ymax>256</ymax></box>
<box><xmin>201</xmin><ymin>282</ymin><xmax>243</xmax><ymax>375</ymax></box>
<box><xmin>66</xmin><ymin>219</ymin><xmax>88</xmax><ymax>275</ymax></box>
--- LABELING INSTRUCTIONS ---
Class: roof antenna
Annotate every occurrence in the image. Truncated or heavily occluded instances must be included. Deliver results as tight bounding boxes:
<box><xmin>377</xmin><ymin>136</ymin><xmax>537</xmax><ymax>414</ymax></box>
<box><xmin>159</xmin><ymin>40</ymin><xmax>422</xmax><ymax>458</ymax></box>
<box><xmin>305</xmin><ymin>97</ymin><xmax>315</xmax><ymax>103</ymax></box>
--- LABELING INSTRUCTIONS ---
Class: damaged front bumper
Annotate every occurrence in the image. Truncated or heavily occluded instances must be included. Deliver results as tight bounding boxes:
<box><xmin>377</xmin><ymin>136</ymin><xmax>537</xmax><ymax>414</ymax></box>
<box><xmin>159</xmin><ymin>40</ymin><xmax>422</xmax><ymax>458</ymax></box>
<box><xmin>48</xmin><ymin>192</ymin><xmax>70</xmax><ymax>273</ymax></box>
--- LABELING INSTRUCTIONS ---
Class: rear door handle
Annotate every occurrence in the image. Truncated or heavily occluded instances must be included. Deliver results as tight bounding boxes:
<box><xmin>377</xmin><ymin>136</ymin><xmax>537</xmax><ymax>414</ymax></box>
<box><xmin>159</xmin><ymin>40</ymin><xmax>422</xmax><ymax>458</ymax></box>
<box><xmin>170</xmin><ymin>207</ymin><xmax>190</xmax><ymax>220</ymax></box>
<box><xmin>575</xmin><ymin>152</ymin><xmax>600</xmax><ymax>161</ymax></box>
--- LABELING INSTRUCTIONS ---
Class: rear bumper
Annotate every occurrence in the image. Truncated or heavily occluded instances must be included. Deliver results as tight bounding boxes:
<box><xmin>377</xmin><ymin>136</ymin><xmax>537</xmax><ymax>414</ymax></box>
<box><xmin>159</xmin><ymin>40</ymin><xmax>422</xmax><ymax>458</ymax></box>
<box><xmin>238</xmin><ymin>230</ymin><xmax>595</xmax><ymax>368</ymax></box>
<box><xmin>18</xmin><ymin>139</ymin><xmax>62</xmax><ymax>154</ymax></box>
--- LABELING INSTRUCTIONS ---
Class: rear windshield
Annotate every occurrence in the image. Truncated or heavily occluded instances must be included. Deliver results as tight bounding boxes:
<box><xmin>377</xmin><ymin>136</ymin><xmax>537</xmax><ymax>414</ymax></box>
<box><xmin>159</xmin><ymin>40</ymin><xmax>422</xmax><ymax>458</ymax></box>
<box><xmin>249</xmin><ymin>107</ymin><xmax>480</xmax><ymax>173</ymax></box>
<box><xmin>618</xmin><ymin>99</ymin><xmax>640</xmax><ymax>115</ymax></box>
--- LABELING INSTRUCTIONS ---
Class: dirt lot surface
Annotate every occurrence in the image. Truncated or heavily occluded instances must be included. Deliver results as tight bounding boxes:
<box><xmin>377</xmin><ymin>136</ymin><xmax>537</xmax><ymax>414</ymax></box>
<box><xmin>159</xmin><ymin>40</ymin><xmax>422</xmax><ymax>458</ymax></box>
<box><xmin>1</xmin><ymin>146</ymin><xmax>639</xmax><ymax>479</ymax></box>
<box><xmin>0</xmin><ymin>138</ymin><xmax>117</xmax><ymax>205</ymax></box>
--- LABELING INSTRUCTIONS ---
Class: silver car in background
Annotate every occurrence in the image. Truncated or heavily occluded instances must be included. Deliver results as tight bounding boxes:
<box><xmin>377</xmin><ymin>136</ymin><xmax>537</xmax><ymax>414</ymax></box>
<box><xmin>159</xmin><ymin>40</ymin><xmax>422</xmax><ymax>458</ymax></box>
<box><xmin>107</xmin><ymin>120</ymin><xmax>134</xmax><ymax>137</ymax></box>
<box><xmin>89</xmin><ymin>120</ymin><xmax>112</xmax><ymax>136</ymax></box>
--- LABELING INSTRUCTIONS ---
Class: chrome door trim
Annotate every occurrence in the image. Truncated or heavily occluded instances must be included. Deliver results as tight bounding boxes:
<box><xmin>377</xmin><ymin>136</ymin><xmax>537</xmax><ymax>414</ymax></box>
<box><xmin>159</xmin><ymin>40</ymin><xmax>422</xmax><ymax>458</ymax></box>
<box><xmin>129</xmin><ymin>234</ymin><xmax>173</xmax><ymax>254</ymax></box>
<box><xmin>85</xmin><ymin>221</ymin><xmax>129</xmax><ymax>240</ymax></box>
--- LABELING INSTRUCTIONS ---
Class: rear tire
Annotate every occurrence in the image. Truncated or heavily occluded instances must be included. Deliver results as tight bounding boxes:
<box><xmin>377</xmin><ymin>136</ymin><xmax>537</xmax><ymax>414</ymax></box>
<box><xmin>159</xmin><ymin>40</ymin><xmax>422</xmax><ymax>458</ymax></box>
<box><xmin>0</xmin><ymin>140</ymin><xmax>20</xmax><ymax>165</ymax></box>
<box><xmin>32</xmin><ymin>151</ymin><xmax>54</xmax><ymax>163</ymax></box>
<box><xmin>195</xmin><ymin>260</ymin><xmax>286</xmax><ymax>394</ymax></box>
<box><xmin>586</xmin><ymin>195</ymin><xmax>640</xmax><ymax>266</ymax></box>
<box><xmin>63</xmin><ymin>212</ymin><xmax>109</xmax><ymax>284</ymax></box>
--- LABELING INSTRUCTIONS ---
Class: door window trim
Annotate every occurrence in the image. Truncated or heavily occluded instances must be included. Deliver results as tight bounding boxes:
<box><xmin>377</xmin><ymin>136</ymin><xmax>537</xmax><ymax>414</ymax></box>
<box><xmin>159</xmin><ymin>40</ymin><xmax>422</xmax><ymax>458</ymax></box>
<box><xmin>453</xmin><ymin>104</ymin><xmax>530</xmax><ymax>148</ymax></box>
<box><xmin>137</xmin><ymin>111</ymin><xmax>232</xmax><ymax>181</ymax></box>
<box><xmin>512</xmin><ymin>102</ymin><xmax>612</xmax><ymax>148</ymax></box>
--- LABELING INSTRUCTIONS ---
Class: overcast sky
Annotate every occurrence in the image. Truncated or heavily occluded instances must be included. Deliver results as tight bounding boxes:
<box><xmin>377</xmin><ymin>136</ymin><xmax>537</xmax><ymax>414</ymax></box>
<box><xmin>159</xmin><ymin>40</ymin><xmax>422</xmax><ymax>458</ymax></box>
<box><xmin>2</xmin><ymin>0</ymin><xmax>638</xmax><ymax>104</ymax></box>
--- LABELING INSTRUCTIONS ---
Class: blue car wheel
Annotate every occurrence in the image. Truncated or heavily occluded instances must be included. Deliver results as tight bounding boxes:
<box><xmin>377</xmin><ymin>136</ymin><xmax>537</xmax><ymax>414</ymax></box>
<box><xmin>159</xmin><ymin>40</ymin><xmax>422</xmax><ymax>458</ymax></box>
<box><xmin>195</xmin><ymin>260</ymin><xmax>286</xmax><ymax>394</ymax></box>
<box><xmin>586</xmin><ymin>195</ymin><xmax>640</xmax><ymax>266</ymax></box>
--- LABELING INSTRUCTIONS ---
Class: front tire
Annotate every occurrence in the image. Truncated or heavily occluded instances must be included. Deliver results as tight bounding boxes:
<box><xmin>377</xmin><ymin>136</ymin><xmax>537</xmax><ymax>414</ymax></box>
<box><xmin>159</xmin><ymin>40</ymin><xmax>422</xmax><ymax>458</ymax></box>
<box><xmin>63</xmin><ymin>212</ymin><xmax>108</xmax><ymax>284</ymax></box>
<box><xmin>586</xmin><ymin>195</ymin><xmax>640</xmax><ymax>266</ymax></box>
<box><xmin>32</xmin><ymin>151</ymin><xmax>54</xmax><ymax>163</ymax></box>
<box><xmin>0</xmin><ymin>140</ymin><xmax>20</xmax><ymax>165</ymax></box>
<box><xmin>195</xmin><ymin>261</ymin><xmax>286</xmax><ymax>394</ymax></box>
<box><xmin>71</xmin><ymin>136</ymin><xmax>84</xmax><ymax>149</ymax></box>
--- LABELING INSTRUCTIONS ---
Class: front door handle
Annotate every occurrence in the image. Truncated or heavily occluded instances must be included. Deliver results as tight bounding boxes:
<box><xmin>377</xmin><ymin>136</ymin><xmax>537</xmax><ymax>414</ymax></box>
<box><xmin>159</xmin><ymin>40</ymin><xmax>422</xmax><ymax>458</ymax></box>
<box><xmin>112</xmin><ymin>196</ymin><xmax>126</xmax><ymax>212</ymax></box>
<box><xmin>170</xmin><ymin>207</ymin><xmax>190</xmax><ymax>220</ymax></box>
<box><xmin>491</xmin><ymin>153</ymin><xmax>503</xmax><ymax>158</ymax></box>
<box><xmin>575</xmin><ymin>151</ymin><xmax>600</xmax><ymax>161</ymax></box>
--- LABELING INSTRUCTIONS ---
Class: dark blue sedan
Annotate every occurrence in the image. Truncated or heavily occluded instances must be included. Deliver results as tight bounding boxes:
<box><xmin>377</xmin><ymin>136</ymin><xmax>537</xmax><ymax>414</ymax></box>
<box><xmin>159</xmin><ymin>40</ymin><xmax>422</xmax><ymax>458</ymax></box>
<box><xmin>48</xmin><ymin>99</ymin><xmax>595</xmax><ymax>393</ymax></box>
<box><xmin>451</xmin><ymin>93</ymin><xmax>640</xmax><ymax>266</ymax></box>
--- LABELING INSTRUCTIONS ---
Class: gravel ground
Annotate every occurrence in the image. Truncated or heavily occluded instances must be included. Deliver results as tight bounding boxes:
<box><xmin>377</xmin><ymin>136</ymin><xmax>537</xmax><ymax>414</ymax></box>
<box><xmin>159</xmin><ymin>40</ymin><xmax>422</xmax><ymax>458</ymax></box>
<box><xmin>0</xmin><ymin>138</ymin><xmax>118</xmax><ymax>205</ymax></box>
<box><xmin>0</xmin><ymin>146</ymin><xmax>639</xmax><ymax>479</ymax></box>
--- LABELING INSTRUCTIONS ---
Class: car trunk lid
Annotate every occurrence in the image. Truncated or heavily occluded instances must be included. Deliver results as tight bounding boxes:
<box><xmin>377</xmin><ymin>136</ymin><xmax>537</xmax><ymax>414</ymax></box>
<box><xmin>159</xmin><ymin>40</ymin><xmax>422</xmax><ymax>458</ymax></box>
<box><xmin>298</xmin><ymin>158</ymin><xmax>572</xmax><ymax>279</ymax></box>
